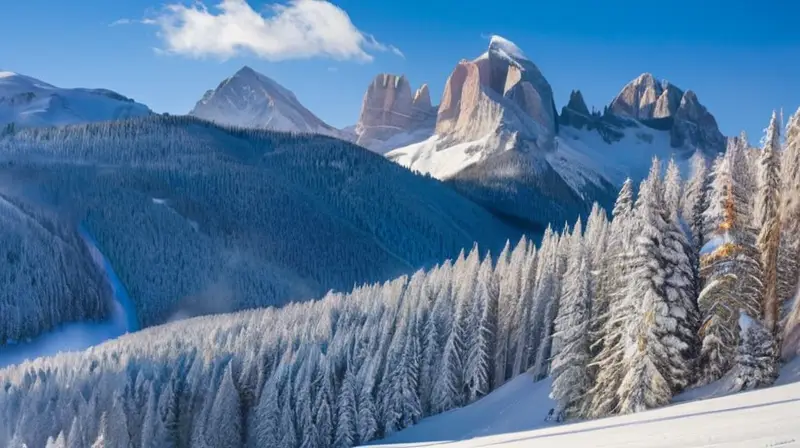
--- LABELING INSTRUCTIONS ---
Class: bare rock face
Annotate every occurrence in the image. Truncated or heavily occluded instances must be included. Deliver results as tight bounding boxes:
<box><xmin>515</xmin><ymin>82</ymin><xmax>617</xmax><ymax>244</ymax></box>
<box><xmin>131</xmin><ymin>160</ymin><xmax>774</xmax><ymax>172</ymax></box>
<box><xmin>354</xmin><ymin>74</ymin><xmax>436</xmax><ymax>153</ymax></box>
<box><xmin>435</xmin><ymin>36</ymin><xmax>558</xmax><ymax>150</ymax></box>
<box><xmin>670</xmin><ymin>90</ymin><xmax>726</xmax><ymax>151</ymax></box>
<box><xmin>559</xmin><ymin>90</ymin><xmax>593</xmax><ymax>129</ymax></box>
<box><xmin>609</xmin><ymin>73</ymin><xmax>725</xmax><ymax>153</ymax></box>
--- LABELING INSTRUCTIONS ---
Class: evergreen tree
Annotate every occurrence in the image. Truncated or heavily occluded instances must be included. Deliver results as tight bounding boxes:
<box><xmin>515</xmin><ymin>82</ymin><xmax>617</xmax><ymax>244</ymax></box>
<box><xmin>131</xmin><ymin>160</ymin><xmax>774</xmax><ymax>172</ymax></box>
<box><xmin>464</xmin><ymin>253</ymin><xmax>496</xmax><ymax>402</ymax></box>
<box><xmin>208</xmin><ymin>365</ymin><xmax>243</xmax><ymax>448</ymax></box>
<box><xmin>756</xmin><ymin>111</ymin><xmax>783</xmax><ymax>334</ymax></box>
<box><xmin>530</xmin><ymin>228</ymin><xmax>560</xmax><ymax>380</ymax></box>
<box><xmin>616</xmin><ymin>160</ymin><xmax>692</xmax><ymax>411</ymax></box>
<box><xmin>729</xmin><ymin>312</ymin><xmax>779</xmax><ymax>392</ymax></box>
<box><xmin>684</xmin><ymin>152</ymin><xmax>709</xmax><ymax>254</ymax></box>
<box><xmin>333</xmin><ymin>365</ymin><xmax>357</xmax><ymax>448</ymax></box>
<box><xmin>698</xmin><ymin>141</ymin><xmax>763</xmax><ymax>385</ymax></box>
<box><xmin>45</xmin><ymin>433</ymin><xmax>66</xmax><ymax>448</ymax></box>
<box><xmin>782</xmin><ymin>108</ymin><xmax>800</xmax><ymax>340</ymax></box>
<box><xmin>549</xmin><ymin>219</ymin><xmax>592</xmax><ymax>418</ymax></box>
<box><xmin>664</xmin><ymin>158</ymin><xmax>683</xmax><ymax>222</ymax></box>
<box><xmin>586</xmin><ymin>180</ymin><xmax>636</xmax><ymax>417</ymax></box>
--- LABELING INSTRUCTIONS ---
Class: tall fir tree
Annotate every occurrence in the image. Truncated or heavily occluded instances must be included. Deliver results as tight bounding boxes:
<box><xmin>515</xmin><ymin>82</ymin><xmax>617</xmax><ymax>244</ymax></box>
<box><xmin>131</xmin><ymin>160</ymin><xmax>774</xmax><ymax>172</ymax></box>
<box><xmin>755</xmin><ymin>111</ymin><xmax>783</xmax><ymax>334</ymax></box>
<box><xmin>549</xmin><ymin>219</ymin><xmax>593</xmax><ymax>418</ymax></box>
<box><xmin>780</xmin><ymin>108</ymin><xmax>800</xmax><ymax>332</ymax></box>
<box><xmin>698</xmin><ymin>139</ymin><xmax>764</xmax><ymax>385</ymax></box>
<box><xmin>586</xmin><ymin>179</ymin><xmax>636</xmax><ymax>417</ymax></box>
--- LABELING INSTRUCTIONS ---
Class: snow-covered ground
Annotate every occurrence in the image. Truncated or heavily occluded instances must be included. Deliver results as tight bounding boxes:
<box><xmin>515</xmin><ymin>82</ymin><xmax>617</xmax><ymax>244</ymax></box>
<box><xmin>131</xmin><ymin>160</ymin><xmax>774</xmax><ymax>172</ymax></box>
<box><xmin>0</xmin><ymin>227</ymin><xmax>138</xmax><ymax>368</ymax></box>
<box><xmin>375</xmin><ymin>361</ymin><xmax>800</xmax><ymax>448</ymax></box>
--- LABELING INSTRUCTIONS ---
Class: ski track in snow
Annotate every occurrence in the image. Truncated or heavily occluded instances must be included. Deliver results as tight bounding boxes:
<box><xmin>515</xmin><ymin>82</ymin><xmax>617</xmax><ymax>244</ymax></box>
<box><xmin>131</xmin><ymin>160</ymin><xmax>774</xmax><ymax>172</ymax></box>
<box><xmin>0</xmin><ymin>226</ymin><xmax>138</xmax><ymax>368</ymax></box>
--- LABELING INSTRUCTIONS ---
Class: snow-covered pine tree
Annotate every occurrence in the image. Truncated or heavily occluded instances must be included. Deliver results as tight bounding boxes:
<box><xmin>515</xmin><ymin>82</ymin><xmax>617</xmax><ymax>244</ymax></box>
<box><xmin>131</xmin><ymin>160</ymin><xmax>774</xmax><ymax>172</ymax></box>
<box><xmin>664</xmin><ymin>158</ymin><xmax>683</xmax><ymax>222</ymax></box>
<box><xmin>207</xmin><ymin>364</ymin><xmax>243</xmax><ymax>448</ymax></box>
<box><xmin>684</xmin><ymin>152</ymin><xmax>709</xmax><ymax>255</ymax></box>
<box><xmin>755</xmin><ymin>111</ymin><xmax>783</xmax><ymax>334</ymax></box>
<box><xmin>493</xmin><ymin>237</ymin><xmax>528</xmax><ymax>387</ymax></box>
<box><xmin>312</xmin><ymin>357</ymin><xmax>334</xmax><ymax>447</ymax></box>
<box><xmin>355</xmin><ymin>358</ymin><xmax>378</xmax><ymax>445</ymax></box>
<box><xmin>464</xmin><ymin>253</ymin><xmax>497</xmax><ymax>402</ymax></box>
<box><xmin>45</xmin><ymin>433</ymin><xmax>66</xmax><ymax>448</ymax></box>
<box><xmin>252</xmin><ymin>364</ymin><xmax>284</xmax><ymax>447</ymax></box>
<box><xmin>511</xmin><ymin>246</ymin><xmax>538</xmax><ymax>378</ymax></box>
<box><xmin>530</xmin><ymin>227</ymin><xmax>561</xmax><ymax>380</ymax></box>
<box><xmin>333</xmin><ymin>364</ymin><xmax>357</xmax><ymax>448</ymax></box>
<box><xmin>729</xmin><ymin>311</ymin><xmax>779</xmax><ymax>392</ymax></box>
<box><xmin>278</xmin><ymin>373</ymin><xmax>297</xmax><ymax>448</ymax></box>
<box><xmin>617</xmin><ymin>159</ymin><xmax>693</xmax><ymax>412</ymax></box>
<box><xmin>780</xmin><ymin>108</ymin><xmax>800</xmax><ymax>314</ymax></box>
<box><xmin>698</xmin><ymin>139</ymin><xmax>763</xmax><ymax>385</ymax></box>
<box><xmin>586</xmin><ymin>179</ymin><xmax>636</xmax><ymax>417</ymax></box>
<box><xmin>549</xmin><ymin>218</ymin><xmax>593</xmax><ymax>419</ymax></box>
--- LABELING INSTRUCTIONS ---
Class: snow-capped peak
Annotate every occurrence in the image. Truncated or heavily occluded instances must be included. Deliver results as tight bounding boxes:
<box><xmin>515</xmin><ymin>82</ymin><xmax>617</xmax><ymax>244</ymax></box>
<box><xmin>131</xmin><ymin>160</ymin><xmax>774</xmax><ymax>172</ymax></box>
<box><xmin>190</xmin><ymin>66</ymin><xmax>340</xmax><ymax>138</ymax></box>
<box><xmin>0</xmin><ymin>70</ymin><xmax>151</xmax><ymax>127</ymax></box>
<box><xmin>488</xmin><ymin>35</ymin><xmax>527</xmax><ymax>61</ymax></box>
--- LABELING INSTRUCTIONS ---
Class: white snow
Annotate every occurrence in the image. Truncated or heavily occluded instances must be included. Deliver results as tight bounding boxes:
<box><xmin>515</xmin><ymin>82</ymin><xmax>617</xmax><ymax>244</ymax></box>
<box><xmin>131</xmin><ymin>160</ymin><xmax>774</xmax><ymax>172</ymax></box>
<box><xmin>0</xmin><ymin>226</ymin><xmax>138</xmax><ymax>368</ymax></box>
<box><xmin>190</xmin><ymin>66</ymin><xmax>342</xmax><ymax>138</ymax></box>
<box><xmin>488</xmin><ymin>35</ymin><xmax>527</xmax><ymax>61</ymax></box>
<box><xmin>387</xmin><ymin>134</ymin><xmax>509</xmax><ymax>179</ymax></box>
<box><xmin>375</xmin><ymin>363</ymin><xmax>800</xmax><ymax>448</ymax></box>
<box><xmin>0</xmin><ymin>70</ymin><xmax>151</xmax><ymax>127</ymax></box>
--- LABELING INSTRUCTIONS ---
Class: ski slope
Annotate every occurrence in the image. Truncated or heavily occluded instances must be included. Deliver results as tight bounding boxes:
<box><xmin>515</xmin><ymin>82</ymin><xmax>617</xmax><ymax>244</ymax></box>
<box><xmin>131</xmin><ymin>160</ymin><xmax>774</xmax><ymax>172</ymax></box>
<box><xmin>375</xmin><ymin>362</ymin><xmax>800</xmax><ymax>448</ymax></box>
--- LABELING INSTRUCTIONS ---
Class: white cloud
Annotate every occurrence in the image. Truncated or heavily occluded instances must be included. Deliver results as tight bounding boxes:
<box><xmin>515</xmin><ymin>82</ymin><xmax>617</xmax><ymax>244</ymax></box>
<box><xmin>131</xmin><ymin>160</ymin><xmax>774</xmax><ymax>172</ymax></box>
<box><xmin>109</xmin><ymin>18</ymin><xmax>134</xmax><ymax>27</ymax></box>
<box><xmin>142</xmin><ymin>0</ymin><xmax>401</xmax><ymax>62</ymax></box>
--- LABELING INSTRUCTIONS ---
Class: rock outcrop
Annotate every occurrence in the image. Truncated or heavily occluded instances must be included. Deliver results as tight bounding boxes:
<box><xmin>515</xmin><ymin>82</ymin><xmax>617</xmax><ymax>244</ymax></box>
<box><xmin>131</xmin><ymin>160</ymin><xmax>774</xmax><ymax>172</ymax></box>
<box><xmin>559</xmin><ymin>90</ymin><xmax>592</xmax><ymax>129</ymax></box>
<box><xmin>387</xmin><ymin>36</ymin><xmax>612</xmax><ymax>230</ymax></box>
<box><xmin>609</xmin><ymin>73</ymin><xmax>725</xmax><ymax>153</ymax></box>
<box><xmin>353</xmin><ymin>74</ymin><xmax>436</xmax><ymax>152</ymax></box>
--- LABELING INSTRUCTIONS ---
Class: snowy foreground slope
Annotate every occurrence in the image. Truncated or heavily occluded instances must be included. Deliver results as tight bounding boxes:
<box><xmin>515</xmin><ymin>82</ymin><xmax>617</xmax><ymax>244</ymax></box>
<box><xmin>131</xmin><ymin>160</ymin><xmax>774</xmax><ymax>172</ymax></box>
<box><xmin>376</xmin><ymin>363</ymin><xmax>800</xmax><ymax>448</ymax></box>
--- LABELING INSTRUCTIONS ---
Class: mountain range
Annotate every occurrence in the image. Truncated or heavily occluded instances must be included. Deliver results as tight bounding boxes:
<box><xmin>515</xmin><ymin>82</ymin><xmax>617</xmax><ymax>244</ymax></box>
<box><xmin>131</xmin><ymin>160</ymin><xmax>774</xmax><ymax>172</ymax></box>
<box><xmin>0</xmin><ymin>35</ymin><xmax>731</xmax><ymax>337</ymax></box>
<box><xmin>181</xmin><ymin>36</ymin><xmax>729</xmax><ymax>227</ymax></box>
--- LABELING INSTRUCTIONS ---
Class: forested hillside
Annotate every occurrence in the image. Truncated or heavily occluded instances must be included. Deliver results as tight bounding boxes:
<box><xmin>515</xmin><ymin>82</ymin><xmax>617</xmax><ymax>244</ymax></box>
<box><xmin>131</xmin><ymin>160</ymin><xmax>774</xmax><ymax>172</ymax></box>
<box><xmin>0</xmin><ymin>116</ymin><xmax>515</xmax><ymax>343</ymax></box>
<box><xmin>2</xmin><ymin>108</ymin><xmax>798</xmax><ymax>447</ymax></box>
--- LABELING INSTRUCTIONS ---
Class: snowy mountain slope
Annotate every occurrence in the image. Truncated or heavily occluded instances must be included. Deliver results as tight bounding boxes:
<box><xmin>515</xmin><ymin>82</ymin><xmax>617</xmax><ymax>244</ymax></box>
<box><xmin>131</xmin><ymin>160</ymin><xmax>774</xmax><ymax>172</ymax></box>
<box><xmin>189</xmin><ymin>66</ymin><xmax>342</xmax><ymax>137</ymax></box>
<box><xmin>0</xmin><ymin>70</ymin><xmax>152</xmax><ymax>127</ymax></box>
<box><xmin>375</xmin><ymin>364</ymin><xmax>800</xmax><ymax>448</ymax></box>
<box><xmin>0</xmin><ymin>115</ymin><xmax>516</xmax><ymax>343</ymax></box>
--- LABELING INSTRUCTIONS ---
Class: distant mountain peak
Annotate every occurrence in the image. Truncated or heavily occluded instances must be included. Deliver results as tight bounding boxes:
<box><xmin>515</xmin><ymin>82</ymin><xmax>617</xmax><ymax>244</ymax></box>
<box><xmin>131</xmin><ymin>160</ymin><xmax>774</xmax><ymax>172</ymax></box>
<box><xmin>189</xmin><ymin>66</ymin><xmax>339</xmax><ymax>137</ymax></box>
<box><xmin>608</xmin><ymin>73</ymin><xmax>725</xmax><ymax>153</ymax></box>
<box><xmin>0</xmin><ymin>70</ymin><xmax>151</xmax><ymax>127</ymax></box>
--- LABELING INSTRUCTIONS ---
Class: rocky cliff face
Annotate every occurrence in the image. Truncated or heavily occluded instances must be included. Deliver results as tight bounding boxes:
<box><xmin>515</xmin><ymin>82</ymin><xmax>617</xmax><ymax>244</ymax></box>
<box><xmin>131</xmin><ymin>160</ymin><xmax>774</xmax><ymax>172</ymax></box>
<box><xmin>609</xmin><ymin>73</ymin><xmax>725</xmax><ymax>153</ymax></box>
<box><xmin>387</xmin><ymin>37</ymin><xmax>612</xmax><ymax>230</ymax></box>
<box><xmin>434</xmin><ymin>36</ymin><xmax>558</xmax><ymax>151</ymax></box>
<box><xmin>353</xmin><ymin>74</ymin><xmax>436</xmax><ymax>153</ymax></box>
<box><xmin>559</xmin><ymin>90</ymin><xmax>592</xmax><ymax>129</ymax></box>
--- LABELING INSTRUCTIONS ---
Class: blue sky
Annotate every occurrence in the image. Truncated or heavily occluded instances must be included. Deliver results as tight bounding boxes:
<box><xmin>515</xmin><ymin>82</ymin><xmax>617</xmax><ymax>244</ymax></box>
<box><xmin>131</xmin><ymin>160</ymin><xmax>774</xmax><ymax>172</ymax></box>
<box><xmin>1</xmin><ymin>0</ymin><xmax>798</xmax><ymax>139</ymax></box>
